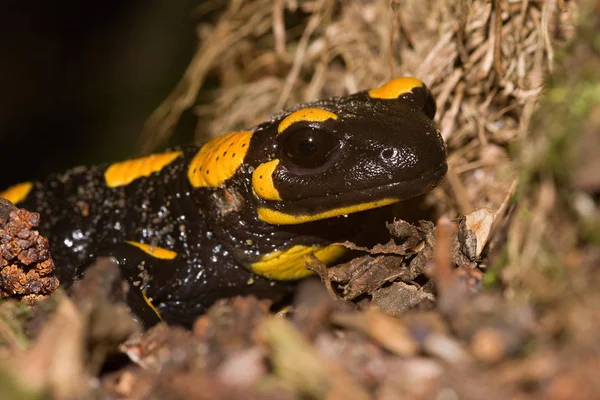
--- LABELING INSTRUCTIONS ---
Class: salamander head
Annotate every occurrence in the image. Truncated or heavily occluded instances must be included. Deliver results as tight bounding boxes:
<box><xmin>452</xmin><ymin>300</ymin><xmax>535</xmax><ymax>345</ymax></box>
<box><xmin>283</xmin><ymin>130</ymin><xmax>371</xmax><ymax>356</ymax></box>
<box><xmin>246</xmin><ymin>77</ymin><xmax>448</xmax><ymax>225</ymax></box>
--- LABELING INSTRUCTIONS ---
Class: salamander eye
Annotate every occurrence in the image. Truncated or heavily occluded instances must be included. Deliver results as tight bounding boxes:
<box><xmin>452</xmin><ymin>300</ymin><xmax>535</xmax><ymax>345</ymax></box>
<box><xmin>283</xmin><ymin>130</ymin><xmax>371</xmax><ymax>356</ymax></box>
<box><xmin>280</xmin><ymin>127</ymin><xmax>340</xmax><ymax>169</ymax></box>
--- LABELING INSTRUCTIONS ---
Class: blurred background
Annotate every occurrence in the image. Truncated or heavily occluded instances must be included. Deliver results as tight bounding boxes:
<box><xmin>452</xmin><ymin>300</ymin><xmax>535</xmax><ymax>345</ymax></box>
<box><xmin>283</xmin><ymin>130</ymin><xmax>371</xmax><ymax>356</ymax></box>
<box><xmin>0</xmin><ymin>0</ymin><xmax>199</xmax><ymax>187</ymax></box>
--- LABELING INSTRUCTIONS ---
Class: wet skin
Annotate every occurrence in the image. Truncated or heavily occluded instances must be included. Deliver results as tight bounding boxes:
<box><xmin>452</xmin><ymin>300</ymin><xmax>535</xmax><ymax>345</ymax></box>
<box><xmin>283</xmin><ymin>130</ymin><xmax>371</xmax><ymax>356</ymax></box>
<box><xmin>0</xmin><ymin>77</ymin><xmax>447</xmax><ymax>327</ymax></box>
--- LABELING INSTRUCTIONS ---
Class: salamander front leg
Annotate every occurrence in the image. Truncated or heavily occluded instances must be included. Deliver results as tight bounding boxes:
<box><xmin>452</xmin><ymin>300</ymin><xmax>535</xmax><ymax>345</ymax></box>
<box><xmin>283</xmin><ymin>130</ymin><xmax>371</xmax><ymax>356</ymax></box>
<box><xmin>74</xmin><ymin>241</ymin><xmax>177</xmax><ymax>328</ymax></box>
<box><xmin>75</xmin><ymin>241</ymin><xmax>297</xmax><ymax>328</ymax></box>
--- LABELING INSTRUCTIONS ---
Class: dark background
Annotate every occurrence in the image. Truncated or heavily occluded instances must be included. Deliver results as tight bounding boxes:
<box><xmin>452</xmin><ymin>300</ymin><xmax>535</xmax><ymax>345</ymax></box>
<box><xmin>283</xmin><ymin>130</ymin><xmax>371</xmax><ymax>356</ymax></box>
<box><xmin>0</xmin><ymin>0</ymin><xmax>200</xmax><ymax>188</ymax></box>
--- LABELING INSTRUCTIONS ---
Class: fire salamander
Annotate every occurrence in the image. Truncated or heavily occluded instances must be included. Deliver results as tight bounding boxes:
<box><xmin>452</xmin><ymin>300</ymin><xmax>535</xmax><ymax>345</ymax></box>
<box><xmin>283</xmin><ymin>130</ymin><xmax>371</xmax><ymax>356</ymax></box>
<box><xmin>0</xmin><ymin>77</ymin><xmax>447</xmax><ymax>327</ymax></box>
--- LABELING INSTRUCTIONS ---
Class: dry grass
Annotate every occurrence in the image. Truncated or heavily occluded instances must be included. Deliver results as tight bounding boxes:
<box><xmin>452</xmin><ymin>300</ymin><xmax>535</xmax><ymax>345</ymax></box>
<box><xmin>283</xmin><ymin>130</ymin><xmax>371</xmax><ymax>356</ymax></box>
<box><xmin>141</xmin><ymin>0</ymin><xmax>576</xmax><ymax>219</ymax></box>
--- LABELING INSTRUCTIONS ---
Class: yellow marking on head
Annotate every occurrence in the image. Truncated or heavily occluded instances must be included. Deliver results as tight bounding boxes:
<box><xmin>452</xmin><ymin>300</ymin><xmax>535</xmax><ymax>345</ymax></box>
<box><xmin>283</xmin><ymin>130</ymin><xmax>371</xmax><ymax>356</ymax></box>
<box><xmin>142</xmin><ymin>291</ymin><xmax>162</xmax><ymax>321</ymax></box>
<box><xmin>368</xmin><ymin>77</ymin><xmax>424</xmax><ymax>100</ymax></box>
<box><xmin>251</xmin><ymin>244</ymin><xmax>346</xmax><ymax>280</ymax></box>
<box><xmin>126</xmin><ymin>241</ymin><xmax>177</xmax><ymax>260</ymax></box>
<box><xmin>188</xmin><ymin>131</ymin><xmax>253</xmax><ymax>188</ymax></box>
<box><xmin>105</xmin><ymin>151</ymin><xmax>182</xmax><ymax>188</ymax></box>
<box><xmin>0</xmin><ymin>182</ymin><xmax>33</xmax><ymax>204</ymax></box>
<box><xmin>258</xmin><ymin>198</ymin><xmax>400</xmax><ymax>225</ymax></box>
<box><xmin>252</xmin><ymin>159</ymin><xmax>282</xmax><ymax>201</ymax></box>
<box><xmin>277</xmin><ymin>108</ymin><xmax>338</xmax><ymax>134</ymax></box>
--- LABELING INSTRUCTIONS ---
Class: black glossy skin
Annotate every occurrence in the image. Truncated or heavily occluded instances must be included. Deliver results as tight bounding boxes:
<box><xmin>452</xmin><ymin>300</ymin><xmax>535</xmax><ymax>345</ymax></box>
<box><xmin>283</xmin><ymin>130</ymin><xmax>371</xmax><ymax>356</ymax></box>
<box><xmin>250</xmin><ymin>85</ymin><xmax>446</xmax><ymax>216</ymax></box>
<box><xmin>19</xmin><ymin>152</ymin><xmax>300</xmax><ymax>327</ymax></box>
<box><xmin>9</xmin><ymin>82</ymin><xmax>447</xmax><ymax>327</ymax></box>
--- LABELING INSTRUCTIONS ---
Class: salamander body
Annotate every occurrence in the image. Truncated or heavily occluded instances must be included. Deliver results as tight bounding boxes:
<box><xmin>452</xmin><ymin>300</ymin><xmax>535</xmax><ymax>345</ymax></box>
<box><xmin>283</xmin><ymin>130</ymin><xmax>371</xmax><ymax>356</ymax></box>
<box><xmin>0</xmin><ymin>77</ymin><xmax>447</xmax><ymax>327</ymax></box>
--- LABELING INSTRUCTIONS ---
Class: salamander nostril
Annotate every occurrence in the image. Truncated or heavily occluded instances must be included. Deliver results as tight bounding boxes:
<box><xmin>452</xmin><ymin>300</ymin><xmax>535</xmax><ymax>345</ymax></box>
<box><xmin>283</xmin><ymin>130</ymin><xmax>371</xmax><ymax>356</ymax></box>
<box><xmin>380</xmin><ymin>148</ymin><xmax>398</xmax><ymax>160</ymax></box>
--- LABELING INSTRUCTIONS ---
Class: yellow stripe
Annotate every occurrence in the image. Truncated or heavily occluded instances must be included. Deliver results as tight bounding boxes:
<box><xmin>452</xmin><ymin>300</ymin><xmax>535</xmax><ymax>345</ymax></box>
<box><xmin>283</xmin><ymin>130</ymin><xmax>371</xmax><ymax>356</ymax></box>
<box><xmin>188</xmin><ymin>131</ymin><xmax>253</xmax><ymax>188</ymax></box>
<box><xmin>368</xmin><ymin>77</ymin><xmax>424</xmax><ymax>100</ymax></box>
<box><xmin>252</xmin><ymin>159</ymin><xmax>282</xmax><ymax>201</ymax></box>
<box><xmin>251</xmin><ymin>244</ymin><xmax>346</xmax><ymax>280</ymax></box>
<box><xmin>0</xmin><ymin>182</ymin><xmax>33</xmax><ymax>204</ymax></box>
<box><xmin>125</xmin><ymin>241</ymin><xmax>177</xmax><ymax>260</ymax></box>
<box><xmin>142</xmin><ymin>291</ymin><xmax>162</xmax><ymax>321</ymax></box>
<box><xmin>105</xmin><ymin>151</ymin><xmax>182</xmax><ymax>188</ymax></box>
<box><xmin>257</xmin><ymin>198</ymin><xmax>400</xmax><ymax>225</ymax></box>
<box><xmin>278</xmin><ymin>108</ymin><xmax>338</xmax><ymax>134</ymax></box>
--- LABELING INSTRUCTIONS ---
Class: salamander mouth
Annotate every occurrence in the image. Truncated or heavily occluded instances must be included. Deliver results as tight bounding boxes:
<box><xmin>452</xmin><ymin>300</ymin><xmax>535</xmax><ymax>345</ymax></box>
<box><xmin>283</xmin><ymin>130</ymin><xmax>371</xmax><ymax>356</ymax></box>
<box><xmin>256</xmin><ymin>163</ymin><xmax>448</xmax><ymax>225</ymax></box>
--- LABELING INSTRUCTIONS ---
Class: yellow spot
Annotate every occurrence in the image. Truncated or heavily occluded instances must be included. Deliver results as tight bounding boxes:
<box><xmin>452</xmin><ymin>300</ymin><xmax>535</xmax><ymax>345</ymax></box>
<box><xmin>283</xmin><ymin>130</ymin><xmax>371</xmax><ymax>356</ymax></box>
<box><xmin>142</xmin><ymin>291</ymin><xmax>162</xmax><ymax>321</ymax></box>
<box><xmin>0</xmin><ymin>182</ymin><xmax>33</xmax><ymax>204</ymax></box>
<box><xmin>126</xmin><ymin>241</ymin><xmax>177</xmax><ymax>260</ymax></box>
<box><xmin>278</xmin><ymin>108</ymin><xmax>338</xmax><ymax>134</ymax></box>
<box><xmin>105</xmin><ymin>151</ymin><xmax>182</xmax><ymax>188</ymax></box>
<box><xmin>258</xmin><ymin>198</ymin><xmax>400</xmax><ymax>225</ymax></box>
<box><xmin>368</xmin><ymin>77</ymin><xmax>424</xmax><ymax>100</ymax></box>
<box><xmin>188</xmin><ymin>131</ymin><xmax>253</xmax><ymax>188</ymax></box>
<box><xmin>251</xmin><ymin>244</ymin><xmax>346</xmax><ymax>280</ymax></box>
<box><xmin>252</xmin><ymin>159</ymin><xmax>282</xmax><ymax>201</ymax></box>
